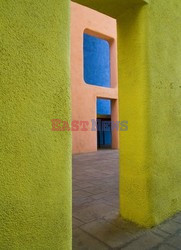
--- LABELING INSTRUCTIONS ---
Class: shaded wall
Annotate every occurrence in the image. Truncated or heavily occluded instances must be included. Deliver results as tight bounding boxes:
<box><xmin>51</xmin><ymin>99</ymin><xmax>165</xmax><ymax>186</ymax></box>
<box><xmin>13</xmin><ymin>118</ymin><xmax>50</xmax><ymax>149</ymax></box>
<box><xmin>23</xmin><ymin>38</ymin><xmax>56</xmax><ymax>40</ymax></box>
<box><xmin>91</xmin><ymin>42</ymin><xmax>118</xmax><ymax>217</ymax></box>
<box><xmin>147</xmin><ymin>0</ymin><xmax>181</xmax><ymax>224</ymax></box>
<box><xmin>117</xmin><ymin>5</ymin><xmax>151</xmax><ymax>226</ymax></box>
<box><xmin>0</xmin><ymin>0</ymin><xmax>71</xmax><ymax>248</ymax></box>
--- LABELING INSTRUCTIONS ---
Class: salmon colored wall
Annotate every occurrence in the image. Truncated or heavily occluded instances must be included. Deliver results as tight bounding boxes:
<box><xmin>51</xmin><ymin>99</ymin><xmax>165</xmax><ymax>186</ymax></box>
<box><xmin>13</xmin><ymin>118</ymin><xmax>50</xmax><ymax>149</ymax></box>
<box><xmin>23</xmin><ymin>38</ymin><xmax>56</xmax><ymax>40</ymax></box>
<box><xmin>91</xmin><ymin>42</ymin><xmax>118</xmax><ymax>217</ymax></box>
<box><xmin>71</xmin><ymin>2</ymin><xmax>119</xmax><ymax>154</ymax></box>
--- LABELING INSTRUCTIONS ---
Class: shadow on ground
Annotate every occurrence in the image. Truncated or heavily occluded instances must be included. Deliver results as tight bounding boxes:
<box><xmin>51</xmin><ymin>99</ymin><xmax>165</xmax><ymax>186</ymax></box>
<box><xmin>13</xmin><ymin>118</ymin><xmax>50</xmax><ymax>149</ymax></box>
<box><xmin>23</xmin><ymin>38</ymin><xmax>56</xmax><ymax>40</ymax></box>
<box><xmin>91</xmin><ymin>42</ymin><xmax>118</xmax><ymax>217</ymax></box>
<box><xmin>73</xmin><ymin>150</ymin><xmax>181</xmax><ymax>250</ymax></box>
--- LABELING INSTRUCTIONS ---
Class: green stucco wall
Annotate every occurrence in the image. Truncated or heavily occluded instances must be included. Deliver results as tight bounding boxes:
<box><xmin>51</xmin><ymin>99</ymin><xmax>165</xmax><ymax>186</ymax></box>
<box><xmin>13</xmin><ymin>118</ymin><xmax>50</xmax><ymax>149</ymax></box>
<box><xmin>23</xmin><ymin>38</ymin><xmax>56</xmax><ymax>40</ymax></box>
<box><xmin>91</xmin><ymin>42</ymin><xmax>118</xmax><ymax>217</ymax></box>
<box><xmin>147</xmin><ymin>0</ymin><xmax>181</xmax><ymax>224</ymax></box>
<box><xmin>0</xmin><ymin>0</ymin><xmax>71</xmax><ymax>249</ymax></box>
<box><xmin>1</xmin><ymin>0</ymin><xmax>181</xmax><ymax>248</ymax></box>
<box><xmin>118</xmin><ymin>0</ymin><xmax>181</xmax><ymax>227</ymax></box>
<box><xmin>117</xmin><ymin>5</ymin><xmax>152</xmax><ymax>227</ymax></box>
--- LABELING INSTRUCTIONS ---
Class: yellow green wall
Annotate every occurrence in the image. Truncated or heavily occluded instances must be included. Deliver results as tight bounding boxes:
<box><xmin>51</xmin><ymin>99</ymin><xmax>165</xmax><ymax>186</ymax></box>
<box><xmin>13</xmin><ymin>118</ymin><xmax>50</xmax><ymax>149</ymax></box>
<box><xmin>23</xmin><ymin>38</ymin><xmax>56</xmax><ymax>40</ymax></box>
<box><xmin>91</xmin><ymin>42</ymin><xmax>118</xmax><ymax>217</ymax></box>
<box><xmin>1</xmin><ymin>0</ymin><xmax>181</xmax><ymax>248</ymax></box>
<box><xmin>147</xmin><ymin>0</ymin><xmax>181</xmax><ymax>224</ymax></box>
<box><xmin>118</xmin><ymin>0</ymin><xmax>181</xmax><ymax>227</ymax></box>
<box><xmin>117</xmin><ymin>5</ymin><xmax>152</xmax><ymax>227</ymax></box>
<box><xmin>119</xmin><ymin>0</ymin><xmax>181</xmax><ymax>227</ymax></box>
<box><xmin>0</xmin><ymin>0</ymin><xmax>71</xmax><ymax>249</ymax></box>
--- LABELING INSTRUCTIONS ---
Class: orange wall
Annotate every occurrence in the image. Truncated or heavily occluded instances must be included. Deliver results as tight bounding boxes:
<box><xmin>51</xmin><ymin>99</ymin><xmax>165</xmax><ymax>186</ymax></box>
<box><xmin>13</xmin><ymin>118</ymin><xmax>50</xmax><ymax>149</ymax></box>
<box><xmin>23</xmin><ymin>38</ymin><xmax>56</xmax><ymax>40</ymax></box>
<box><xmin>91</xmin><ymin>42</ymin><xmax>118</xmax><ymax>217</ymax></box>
<box><xmin>71</xmin><ymin>2</ymin><xmax>119</xmax><ymax>154</ymax></box>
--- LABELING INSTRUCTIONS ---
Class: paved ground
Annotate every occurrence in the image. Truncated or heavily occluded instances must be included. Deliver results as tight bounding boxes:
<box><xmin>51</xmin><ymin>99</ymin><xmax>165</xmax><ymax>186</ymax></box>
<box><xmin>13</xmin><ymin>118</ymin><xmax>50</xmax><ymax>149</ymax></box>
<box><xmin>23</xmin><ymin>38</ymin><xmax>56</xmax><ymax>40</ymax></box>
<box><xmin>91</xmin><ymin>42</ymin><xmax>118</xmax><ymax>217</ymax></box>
<box><xmin>73</xmin><ymin>150</ymin><xmax>181</xmax><ymax>250</ymax></box>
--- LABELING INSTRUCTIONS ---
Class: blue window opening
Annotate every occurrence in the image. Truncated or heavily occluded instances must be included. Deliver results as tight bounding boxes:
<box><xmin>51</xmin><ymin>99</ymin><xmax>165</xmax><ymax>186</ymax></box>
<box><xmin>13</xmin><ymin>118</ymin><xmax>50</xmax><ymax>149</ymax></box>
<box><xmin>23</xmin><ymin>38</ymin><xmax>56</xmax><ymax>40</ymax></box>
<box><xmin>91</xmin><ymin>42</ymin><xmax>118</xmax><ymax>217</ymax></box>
<box><xmin>83</xmin><ymin>33</ymin><xmax>111</xmax><ymax>87</ymax></box>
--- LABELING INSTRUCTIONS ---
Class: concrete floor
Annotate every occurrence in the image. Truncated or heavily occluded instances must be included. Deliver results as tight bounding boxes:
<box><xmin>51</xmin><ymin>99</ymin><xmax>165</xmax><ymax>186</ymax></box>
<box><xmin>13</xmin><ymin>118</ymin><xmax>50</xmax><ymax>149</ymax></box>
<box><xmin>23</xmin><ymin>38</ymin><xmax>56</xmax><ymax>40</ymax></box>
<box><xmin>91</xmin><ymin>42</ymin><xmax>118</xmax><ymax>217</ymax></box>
<box><xmin>73</xmin><ymin>150</ymin><xmax>181</xmax><ymax>250</ymax></box>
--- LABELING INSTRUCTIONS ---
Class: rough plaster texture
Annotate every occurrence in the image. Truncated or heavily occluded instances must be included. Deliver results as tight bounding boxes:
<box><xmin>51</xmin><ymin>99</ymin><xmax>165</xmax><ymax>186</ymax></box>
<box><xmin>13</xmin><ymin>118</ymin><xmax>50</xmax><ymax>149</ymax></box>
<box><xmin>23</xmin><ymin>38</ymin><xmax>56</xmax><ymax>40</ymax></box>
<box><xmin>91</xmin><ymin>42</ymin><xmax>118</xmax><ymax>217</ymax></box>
<box><xmin>117</xmin><ymin>5</ymin><xmax>152</xmax><ymax>227</ymax></box>
<box><xmin>0</xmin><ymin>0</ymin><xmax>71</xmax><ymax>249</ymax></box>
<box><xmin>74</xmin><ymin>0</ymin><xmax>181</xmax><ymax>228</ymax></box>
<box><xmin>0</xmin><ymin>0</ymin><xmax>181</xmax><ymax>248</ymax></box>
<box><xmin>147</xmin><ymin>0</ymin><xmax>181</xmax><ymax>225</ymax></box>
<box><xmin>118</xmin><ymin>0</ymin><xmax>181</xmax><ymax>227</ymax></box>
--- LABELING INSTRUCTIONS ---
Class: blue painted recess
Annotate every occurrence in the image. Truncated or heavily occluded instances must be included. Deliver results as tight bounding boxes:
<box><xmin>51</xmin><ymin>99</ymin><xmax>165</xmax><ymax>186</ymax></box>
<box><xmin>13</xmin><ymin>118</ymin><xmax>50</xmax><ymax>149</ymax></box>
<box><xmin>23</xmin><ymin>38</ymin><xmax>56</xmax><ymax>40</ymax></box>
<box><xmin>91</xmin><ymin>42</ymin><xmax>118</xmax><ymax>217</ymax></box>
<box><xmin>83</xmin><ymin>34</ymin><xmax>111</xmax><ymax>116</ymax></box>
<box><xmin>97</xmin><ymin>99</ymin><xmax>111</xmax><ymax>115</ymax></box>
<box><xmin>83</xmin><ymin>33</ymin><xmax>110</xmax><ymax>88</ymax></box>
<box><xmin>84</xmin><ymin>34</ymin><xmax>112</xmax><ymax>147</ymax></box>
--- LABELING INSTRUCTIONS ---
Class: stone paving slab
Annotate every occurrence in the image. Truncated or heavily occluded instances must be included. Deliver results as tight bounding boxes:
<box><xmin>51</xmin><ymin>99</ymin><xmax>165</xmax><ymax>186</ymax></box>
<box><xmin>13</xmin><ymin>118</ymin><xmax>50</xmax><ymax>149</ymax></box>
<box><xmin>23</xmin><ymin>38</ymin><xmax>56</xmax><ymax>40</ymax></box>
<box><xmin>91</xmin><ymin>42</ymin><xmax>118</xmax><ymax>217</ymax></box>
<box><xmin>73</xmin><ymin>218</ymin><xmax>85</xmax><ymax>229</ymax></box>
<box><xmin>74</xmin><ymin>201</ymin><xmax>117</xmax><ymax>223</ymax></box>
<box><xmin>163</xmin><ymin>230</ymin><xmax>181</xmax><ymax>249</ymax></box>
<box><xmin>153</xmin><ymin>244</ymin><xmax>176</xmax><ymax>250</ymax></box>
<box><xmin>121</xmin><ymin>232</ymin><xmax>164</xmax><ymax>250</ymax></box>
<box><xmin>172</xmin><ymin>214</ymin><xmax>181</xmax><ymax>224</ymax></box>
<box><xmin>73</xmin><ymin>228</ymin><xmax>110</xmax><ymax>250</ymax></box>
<box><xmin>73</xmin><ymin>150</ymin><xmax>181</xmax><ymax>250</ymax></box>
<box><xmin>80</xmin><ymin>218</ymin><xmax>142</xmax><ymax>249</ymax></box>
<box><xmin>157</xmin><ymin>220</ymin><xmax>181</xmax><ymax>235</ymax></box>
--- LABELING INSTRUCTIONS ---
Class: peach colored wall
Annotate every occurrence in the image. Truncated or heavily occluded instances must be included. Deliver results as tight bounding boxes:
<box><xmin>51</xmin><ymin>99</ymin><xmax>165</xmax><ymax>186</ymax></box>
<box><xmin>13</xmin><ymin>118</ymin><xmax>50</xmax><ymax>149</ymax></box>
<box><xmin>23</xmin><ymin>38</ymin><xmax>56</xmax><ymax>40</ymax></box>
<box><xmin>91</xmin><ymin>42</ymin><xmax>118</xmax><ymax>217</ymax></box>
<box><xmin>71</xmin><ymin>2</ymin><xmax>118</xmax><ymax>154</ymax></box>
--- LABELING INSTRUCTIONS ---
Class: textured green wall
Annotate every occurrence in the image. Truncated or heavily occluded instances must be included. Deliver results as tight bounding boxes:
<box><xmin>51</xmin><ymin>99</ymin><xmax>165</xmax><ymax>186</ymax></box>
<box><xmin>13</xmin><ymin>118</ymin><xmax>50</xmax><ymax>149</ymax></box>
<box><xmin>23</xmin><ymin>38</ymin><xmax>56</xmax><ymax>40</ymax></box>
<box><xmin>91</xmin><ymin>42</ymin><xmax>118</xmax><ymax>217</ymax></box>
<box><xmin>0</xmin><ymin>0</ymin><xmax>71</xmax><ymax>249</ymax></box>
<box><xmin>117</xmin><ymin>0</ymin><xmax>181</xmax><ymax>226</ymax></box>
<box><xmin>117</xmin><ymin>6</ymin><xmax>152</xmax><ymax>227</ymax></box>
<box><xmin>147</xmin><ymin>0</ymin><xmax>181</xmax><ymax>224</ymax></box>
<box><xmin>1</xmin><ymin>0</ymin><xmax>180</xmax><ymax>248</ymax></box>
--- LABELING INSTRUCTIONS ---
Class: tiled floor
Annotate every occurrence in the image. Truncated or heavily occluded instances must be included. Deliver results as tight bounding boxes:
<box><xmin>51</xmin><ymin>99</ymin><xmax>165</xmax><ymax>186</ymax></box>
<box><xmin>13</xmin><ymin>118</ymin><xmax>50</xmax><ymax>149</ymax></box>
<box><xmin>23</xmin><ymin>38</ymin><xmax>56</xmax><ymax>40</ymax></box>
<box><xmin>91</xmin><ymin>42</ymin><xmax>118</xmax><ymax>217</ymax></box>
<box><xmin>73</xmin><ymin>150</ymin><xmax>181</xmax><ymax>250</ymax></box>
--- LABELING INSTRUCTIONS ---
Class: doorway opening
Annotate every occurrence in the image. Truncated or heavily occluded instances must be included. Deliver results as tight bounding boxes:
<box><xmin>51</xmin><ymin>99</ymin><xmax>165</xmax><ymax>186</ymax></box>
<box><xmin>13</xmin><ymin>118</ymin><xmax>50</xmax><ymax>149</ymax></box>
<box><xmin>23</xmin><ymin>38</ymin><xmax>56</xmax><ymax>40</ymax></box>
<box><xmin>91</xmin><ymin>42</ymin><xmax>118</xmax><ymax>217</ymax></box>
<box><xmin>97</xmin><ymin>98</ymin><xmax>112</xmax><ymax>149</ymax></box>
<box><xmin>71</xmin><ymin>3</ymin><xmax>119</xmax><ymax>247</ymax></box>
<box><xmin>71</xmin><ymin>0</ymin><xmax>152</xmax><ymax>247</ymax></box>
